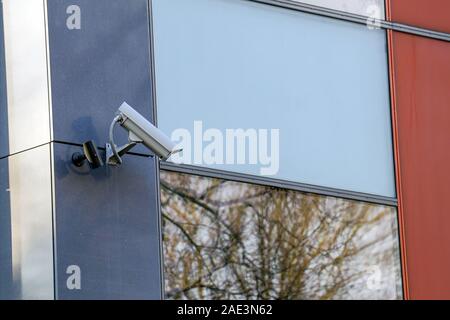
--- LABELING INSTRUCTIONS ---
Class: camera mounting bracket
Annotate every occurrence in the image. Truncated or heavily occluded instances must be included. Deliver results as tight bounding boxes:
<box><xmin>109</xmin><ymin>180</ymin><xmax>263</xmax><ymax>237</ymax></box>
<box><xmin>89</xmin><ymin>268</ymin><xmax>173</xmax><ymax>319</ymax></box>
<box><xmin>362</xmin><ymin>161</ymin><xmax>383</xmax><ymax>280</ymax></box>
<box><xmin>106</xmin><ymin>131</ymin><xmax>143</xmax><ymax>166</ymax></box>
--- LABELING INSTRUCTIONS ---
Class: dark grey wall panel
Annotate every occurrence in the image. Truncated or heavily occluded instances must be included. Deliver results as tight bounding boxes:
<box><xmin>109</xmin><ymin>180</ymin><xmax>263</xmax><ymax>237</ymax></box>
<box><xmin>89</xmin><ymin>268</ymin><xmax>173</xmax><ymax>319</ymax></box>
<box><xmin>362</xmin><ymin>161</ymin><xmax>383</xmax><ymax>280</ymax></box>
<box><xmin>47</xmin><ymin>0</ymin><xmax>154</xmax><ymax>154</ymax></box>
<box><xmin>53</xmin><ymin>143</ymin><xmax>161</xmax><ymax>299</ymax></box>
<box><xmin>47</xmin><ymin>0</ymin><xmax>162</xmax><ymax>299</ymax></box>
<box><xmin>0</xmin><ymin>4</ymin><xmax>8</xmax><ymax>158</ymax></box>
<box><xmin>0</xmin><ymin>156</ymin><xmax>12</xmax><ymax>299</ymax></box>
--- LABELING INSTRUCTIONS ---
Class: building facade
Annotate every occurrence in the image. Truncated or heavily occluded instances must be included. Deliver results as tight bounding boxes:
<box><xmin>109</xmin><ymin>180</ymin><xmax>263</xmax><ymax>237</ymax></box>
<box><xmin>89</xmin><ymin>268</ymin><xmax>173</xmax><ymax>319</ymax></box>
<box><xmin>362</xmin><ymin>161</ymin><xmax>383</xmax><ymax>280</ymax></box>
<box><xmin>0</xmin><ymin>0</ymin><xmax>449</xmax><ymax>299</ymax></box>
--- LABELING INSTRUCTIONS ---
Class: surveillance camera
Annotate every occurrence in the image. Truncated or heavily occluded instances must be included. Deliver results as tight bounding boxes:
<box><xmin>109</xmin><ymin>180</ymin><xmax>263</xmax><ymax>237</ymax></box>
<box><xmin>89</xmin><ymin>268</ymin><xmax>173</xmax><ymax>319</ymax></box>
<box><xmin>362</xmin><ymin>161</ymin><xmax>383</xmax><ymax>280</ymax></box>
<box><xmin>116</xmin><ymin>102</ymin><xmax>176</xmax><ymax>160</ymax></box>
<box><xmin>105</xmin><ymin>102</ymin><xmax>181</xmax><ymax>166</ymax></box>
<box><xmin>71</xmin><ymin>102</ymin><xmax>180</xmax><ymax>169</ymax></box>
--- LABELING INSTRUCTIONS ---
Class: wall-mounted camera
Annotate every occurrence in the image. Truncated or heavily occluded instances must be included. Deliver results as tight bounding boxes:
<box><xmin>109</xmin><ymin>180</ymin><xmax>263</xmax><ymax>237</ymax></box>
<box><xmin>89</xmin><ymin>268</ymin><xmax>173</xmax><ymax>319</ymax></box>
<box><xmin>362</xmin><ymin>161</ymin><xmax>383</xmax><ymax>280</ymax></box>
<box><xmin>72</xmin><ymin>102</ymin><xmax>181</xmax><ymax>169</ymax></box>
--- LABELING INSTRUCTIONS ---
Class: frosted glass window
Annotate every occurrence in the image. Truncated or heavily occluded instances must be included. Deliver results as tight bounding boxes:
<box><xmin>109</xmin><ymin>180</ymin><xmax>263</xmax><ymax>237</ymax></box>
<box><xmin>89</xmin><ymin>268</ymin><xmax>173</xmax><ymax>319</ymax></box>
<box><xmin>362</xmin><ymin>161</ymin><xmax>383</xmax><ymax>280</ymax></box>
<box><xmin>291</xmin><ymin>0</ymin><xmax>385</xmax><ymax>18</ymax></box>
<box><xmin>153</xmin><ymin>0</ymin><xmax>395</xmax><ymax>197</ymax></box>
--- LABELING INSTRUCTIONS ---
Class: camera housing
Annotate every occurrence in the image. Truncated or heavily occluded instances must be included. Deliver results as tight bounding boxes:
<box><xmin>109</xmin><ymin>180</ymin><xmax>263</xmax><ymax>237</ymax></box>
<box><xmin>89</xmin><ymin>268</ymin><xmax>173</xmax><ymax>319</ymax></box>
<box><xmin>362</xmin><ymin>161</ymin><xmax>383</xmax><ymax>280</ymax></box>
<box><xmin>117</xmin><ymin>102</ymin><xmax>176</xmax><ymax>160</ymax></box>
<box><xmin>72</xmin><ymin>102</ymin><xmax>180</xmax><ymax>169</ymax></box>
<box><xmin>105</xmin><ymin>102</ymin><xmax>181</xmax><ymax>166</ymax></box>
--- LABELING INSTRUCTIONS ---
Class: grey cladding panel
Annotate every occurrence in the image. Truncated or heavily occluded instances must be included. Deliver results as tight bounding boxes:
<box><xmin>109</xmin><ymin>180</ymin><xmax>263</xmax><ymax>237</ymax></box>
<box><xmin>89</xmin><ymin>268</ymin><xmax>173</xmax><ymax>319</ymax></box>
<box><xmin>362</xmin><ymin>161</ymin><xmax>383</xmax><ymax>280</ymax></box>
<box><xmin>47</xmin><ymin>0</ymin><xmax>154</xmax><ymax>154</ymax></box>
<box><xmin>53</xmin><ymin>143</ymin><xmax>161</xmax><ymax>299</ymax></box>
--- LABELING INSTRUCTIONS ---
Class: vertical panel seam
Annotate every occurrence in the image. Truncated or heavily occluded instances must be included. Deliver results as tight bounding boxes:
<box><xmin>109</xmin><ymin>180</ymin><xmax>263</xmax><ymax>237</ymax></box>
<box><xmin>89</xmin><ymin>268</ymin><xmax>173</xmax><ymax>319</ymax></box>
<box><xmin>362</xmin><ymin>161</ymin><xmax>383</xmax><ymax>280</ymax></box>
<box><xmin>386</xmin><ymin>0</ymin><xmax>410</xmax><ymax>300</ymax></box>
<box><xmin>43</xmin><ymin>0</ymin><xmax>57</xmax><ymax>300</ymax></box>
<box><xmin>148</xmin><ymin>0</ymin><xmax>165</xmax><ymax>300</ymax></box>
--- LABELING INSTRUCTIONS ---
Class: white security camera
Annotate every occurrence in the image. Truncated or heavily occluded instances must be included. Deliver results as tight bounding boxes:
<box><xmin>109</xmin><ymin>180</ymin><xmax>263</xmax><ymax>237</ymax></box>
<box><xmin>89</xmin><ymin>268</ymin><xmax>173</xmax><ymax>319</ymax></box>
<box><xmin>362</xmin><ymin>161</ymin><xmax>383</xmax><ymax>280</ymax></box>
<box><xmin>105</xmin><ymin>102</ymin><xmax>181</xmax><ymax>166</ymax></box>
<box><xmin>71</xmin><ymin>102</ymin><xmax>180</xmax><ymax>168</ymax></box>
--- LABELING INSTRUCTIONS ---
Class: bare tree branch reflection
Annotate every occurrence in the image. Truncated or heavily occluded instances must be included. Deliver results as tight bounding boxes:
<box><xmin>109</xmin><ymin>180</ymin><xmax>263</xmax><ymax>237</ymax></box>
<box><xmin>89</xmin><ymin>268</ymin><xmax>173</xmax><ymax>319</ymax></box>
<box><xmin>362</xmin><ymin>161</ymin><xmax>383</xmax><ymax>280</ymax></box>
<box><xmin>161</xmin><ymin>171</ymin><xmax>402</xmax><ymax>300</ymax></box>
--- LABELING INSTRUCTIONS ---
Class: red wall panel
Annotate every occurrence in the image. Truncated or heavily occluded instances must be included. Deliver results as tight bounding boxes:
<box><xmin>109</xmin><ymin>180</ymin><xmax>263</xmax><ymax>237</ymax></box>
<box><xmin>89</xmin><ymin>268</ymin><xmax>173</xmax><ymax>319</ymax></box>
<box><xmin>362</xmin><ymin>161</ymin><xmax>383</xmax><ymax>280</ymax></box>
<box><xmin>387</xmin><ymin>0</ymin><xmax>450</xmax><ymax>33</ymax></box>
<box><xmin>390</xmin><ymin>31</ymin><xmax>450</xmax><ymax>299</ymax></box>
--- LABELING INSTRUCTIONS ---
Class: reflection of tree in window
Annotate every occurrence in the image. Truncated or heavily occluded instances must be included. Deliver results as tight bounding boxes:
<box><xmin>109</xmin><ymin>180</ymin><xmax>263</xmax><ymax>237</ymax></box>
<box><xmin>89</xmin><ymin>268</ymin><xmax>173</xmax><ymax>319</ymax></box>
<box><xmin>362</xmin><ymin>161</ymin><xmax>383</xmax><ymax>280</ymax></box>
<box><xmin>161</xmin><ymin>171</ymin><xmax>402</xmax><ymax>300</ymax></box>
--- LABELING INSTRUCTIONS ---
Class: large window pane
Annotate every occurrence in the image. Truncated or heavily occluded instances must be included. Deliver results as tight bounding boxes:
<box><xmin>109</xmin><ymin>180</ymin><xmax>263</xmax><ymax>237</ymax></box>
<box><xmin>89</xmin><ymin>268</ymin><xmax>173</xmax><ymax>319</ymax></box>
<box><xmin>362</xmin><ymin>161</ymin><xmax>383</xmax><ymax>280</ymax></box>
<box><xmin>153</xmin><ymin>0</ymin><xmax>396</xmax><ymax>197</ymax></box>
<box><xmin>291</xmin><ymin>0</ymin><xmax>385</xmax><ymax>18</ymax></box>
<box><xmin>161</xmin><ymin>171</ymin><xmax>403</xmax><ymax>300</ymax></box>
